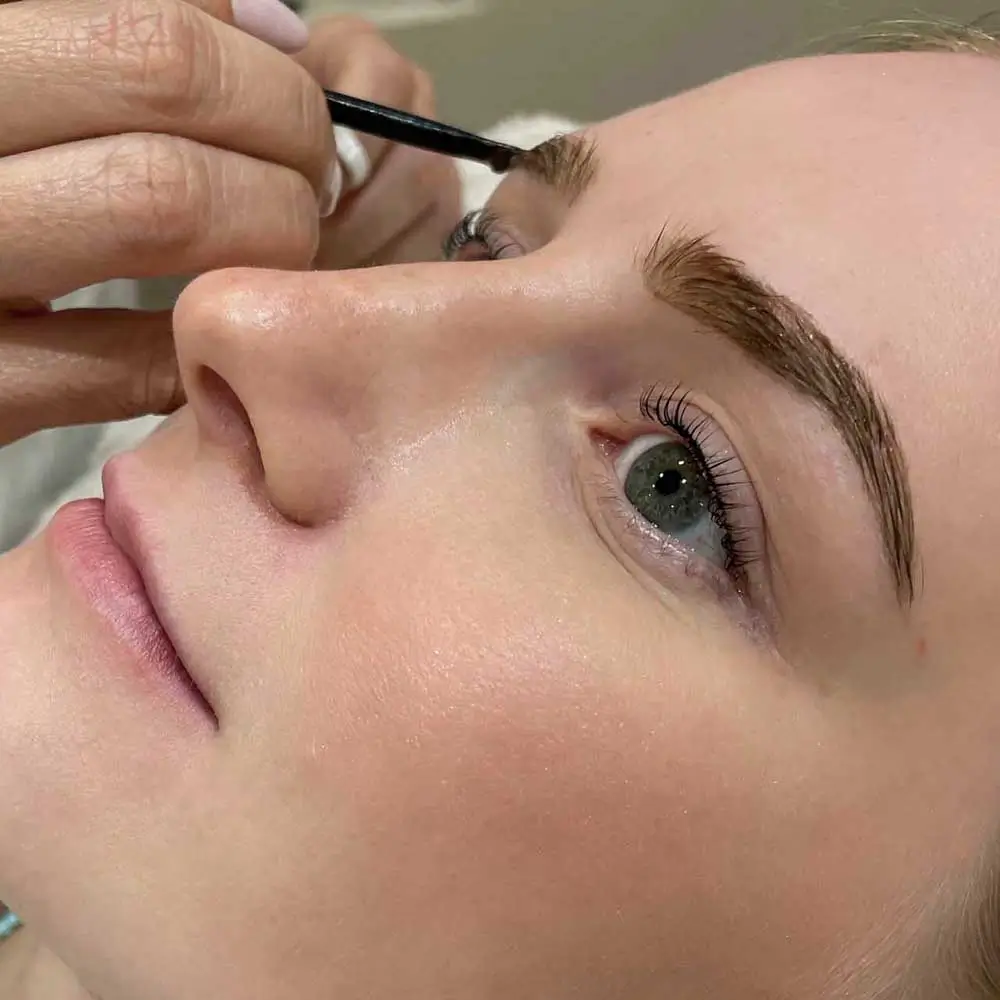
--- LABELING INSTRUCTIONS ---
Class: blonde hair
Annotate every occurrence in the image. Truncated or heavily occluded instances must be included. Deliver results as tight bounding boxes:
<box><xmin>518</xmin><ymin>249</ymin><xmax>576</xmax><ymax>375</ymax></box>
<box><xmin>809</xmin><ymin>12</ymin><xmax>1000</xmax><ymax>57</ymax></box>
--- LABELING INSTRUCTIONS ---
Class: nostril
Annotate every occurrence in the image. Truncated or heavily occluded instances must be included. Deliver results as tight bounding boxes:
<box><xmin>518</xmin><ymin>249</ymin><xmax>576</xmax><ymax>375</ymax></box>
<box><xmin>193</xmin><ymin>365</ymin><xmax>262</xmax><ymax>467</ymax></box>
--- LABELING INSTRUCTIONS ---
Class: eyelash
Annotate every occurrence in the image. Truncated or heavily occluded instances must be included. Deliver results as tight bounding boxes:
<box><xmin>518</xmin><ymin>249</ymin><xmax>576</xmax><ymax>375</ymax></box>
<box><xmin>442</xmin><ymin>210</ymin><xmax>520</xmax><ymax>261</ymax></box>
<box><xmin>637</xmin><ymin>384</ymin><xmax>759</xmax><ymax>584</ymax></box>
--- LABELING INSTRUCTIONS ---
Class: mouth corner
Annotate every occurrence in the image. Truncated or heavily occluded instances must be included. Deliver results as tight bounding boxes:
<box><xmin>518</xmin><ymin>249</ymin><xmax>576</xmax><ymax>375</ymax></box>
<box><xmin>97</xmin><ymin>464</ymin><xmax>218</xmax><ymax>728</ymax></box>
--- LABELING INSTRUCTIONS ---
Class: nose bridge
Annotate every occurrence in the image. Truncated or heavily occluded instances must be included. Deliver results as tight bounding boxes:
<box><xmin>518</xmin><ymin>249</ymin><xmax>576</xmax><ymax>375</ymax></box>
<box><xmin>308</xmin><ymin>265</ymin><xmax>514</xmax><ymax>432</ymax></box>
<box><xmin>184</xmin><ymin>265</ymin><xmax>535</xmax><ymax>416</ymax></box>
<box><xmin>173</xmin><ymin>264</ymin><xmax>536</xmax><ymax>524</ymax></box>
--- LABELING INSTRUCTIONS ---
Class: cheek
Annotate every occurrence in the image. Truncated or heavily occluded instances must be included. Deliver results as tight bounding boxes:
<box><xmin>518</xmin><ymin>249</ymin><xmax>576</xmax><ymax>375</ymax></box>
<box><xmin>254</xmin><ymin>510</ymin><xmax>870</xmax><ymax>984</ymax></box>
<box><xmin>227</xmin><ymin>431</ymin><xmax>933</xmax><ymax>994</ymax></box>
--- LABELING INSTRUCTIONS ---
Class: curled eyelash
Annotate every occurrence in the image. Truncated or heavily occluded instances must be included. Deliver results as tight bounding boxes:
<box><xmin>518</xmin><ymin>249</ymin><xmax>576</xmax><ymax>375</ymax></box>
<box><xmin>442</xmin><ymin>209</ymin><xmax>482</xmax><ymax>259</ymax></box>
<box><xmin>441</xmin><ymin>209</ymin><xmax>520</xmax><ymax>261</ymax></box>
<box><xmin>638</xmin><ymin>383</ymin><xmax>760</xmax><ymax>583</ymax></box>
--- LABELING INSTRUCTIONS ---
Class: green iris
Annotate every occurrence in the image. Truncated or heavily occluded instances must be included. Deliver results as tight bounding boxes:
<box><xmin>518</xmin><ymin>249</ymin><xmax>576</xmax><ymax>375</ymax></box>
<box><xmin>623</xmin><ymin>441</ymin><xmax>712</xmax><ymax>535</ymax></box>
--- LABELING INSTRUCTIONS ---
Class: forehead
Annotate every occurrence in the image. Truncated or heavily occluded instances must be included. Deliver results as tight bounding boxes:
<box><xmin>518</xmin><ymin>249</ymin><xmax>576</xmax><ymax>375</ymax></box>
<box><xmin>581</xmin><ymin>52</ymin><xmax>1000</xmax><ymax>319</ymax></box>
<box><xmin>573</xmin><ymin>52</ymin><xmax>1000</xmax><ymax>414</ymax></box>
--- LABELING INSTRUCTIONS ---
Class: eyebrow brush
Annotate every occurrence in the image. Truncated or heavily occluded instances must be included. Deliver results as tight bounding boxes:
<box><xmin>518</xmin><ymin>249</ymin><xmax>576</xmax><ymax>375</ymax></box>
<box><xmin>324</xmin><ymin>90</ymin><xmax>526</xmax><ymax>174</ymax></box>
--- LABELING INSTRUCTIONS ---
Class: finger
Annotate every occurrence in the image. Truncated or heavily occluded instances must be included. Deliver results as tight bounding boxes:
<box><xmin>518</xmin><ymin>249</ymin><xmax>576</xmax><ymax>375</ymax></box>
<box><xmin>409</xmin><ymin>56</ymin><xmax>438</xmax><ymax>120</ymax></box>
<box><xmin>297</xmin><ymin>17</ymin><xmax>423</xmax><ymax>177</ymax></box>
<box><xmin>315</xmin><ymin>142</ymin><xmax>451</xmax><ymax>269</ymax></box>
<box><xmin>363</xmin><ymin>179</ymin><xmax>461</xmax><ymax>268</ymax></box>
<box><xmin>0</xmin><ymin>0</ymin><xmax>334</xmax><ymax>199</ymax></box>
<box><xmin>319</xmin><ymin>43</ymin><xmax>446</xmax><ymax>270</ymax></box>
<box><xmin>0</xmin><ymin>309</ymin><xmax>183</xmax><ymax>447</ymax></box>
<box><xmin>0</xmin><ymin>134</ymin><xmax>321</xmax><ymax>302</ymax></box>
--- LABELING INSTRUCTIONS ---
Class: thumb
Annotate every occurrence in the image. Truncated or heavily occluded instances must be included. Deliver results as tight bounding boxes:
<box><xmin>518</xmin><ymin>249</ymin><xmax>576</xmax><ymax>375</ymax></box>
<box><xmin>0</xmin><ymin>309</ymin><xmax>184</xmax><ymax>448</ymax></box>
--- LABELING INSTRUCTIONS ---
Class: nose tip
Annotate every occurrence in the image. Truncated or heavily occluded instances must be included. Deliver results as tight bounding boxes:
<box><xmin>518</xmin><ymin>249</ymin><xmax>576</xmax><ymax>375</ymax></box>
<box><xmin>173</xmin><ymin>268</ymin><xmax>360</xmax><ymax>526</ymax></box>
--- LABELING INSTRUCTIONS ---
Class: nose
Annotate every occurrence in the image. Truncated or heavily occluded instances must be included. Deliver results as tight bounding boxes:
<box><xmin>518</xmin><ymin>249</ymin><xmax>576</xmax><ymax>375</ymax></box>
<box><xmin>172</xmin><ymin>263</ymin><xmax>541</xmax><ymax>525</ymax></box>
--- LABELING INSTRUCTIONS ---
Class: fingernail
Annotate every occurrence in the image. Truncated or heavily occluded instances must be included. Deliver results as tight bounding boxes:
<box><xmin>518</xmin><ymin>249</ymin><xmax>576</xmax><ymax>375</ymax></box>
<box><xmin>333</xmin><ymin>126</ymin><xmax>373</xmax><ymax>192</ymax></box>
<box><xmin>319</xmin><ymin>157</ymin><xmax>343</xmax><ymax>219</ymax></box>
<box><xmin>231</xmin><ymin>0</ymin><xmax>310</xmax><ymax>53</ymax></box>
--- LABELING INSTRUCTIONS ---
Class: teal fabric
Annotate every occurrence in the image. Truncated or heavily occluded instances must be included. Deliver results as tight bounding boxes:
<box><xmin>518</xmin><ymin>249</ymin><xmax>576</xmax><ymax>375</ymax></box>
<box><xmin>0</xmin><ymin>907</ymin><xmax>22</xmax><ymax>941</ymax></box>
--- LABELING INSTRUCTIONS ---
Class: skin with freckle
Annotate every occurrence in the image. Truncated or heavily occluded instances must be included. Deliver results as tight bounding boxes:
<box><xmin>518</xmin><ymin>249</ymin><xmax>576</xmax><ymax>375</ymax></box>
<box><xmin>2</xmin><ymin>50</ymin><xmax>1000</xmax><ymax>1000</ymax></box>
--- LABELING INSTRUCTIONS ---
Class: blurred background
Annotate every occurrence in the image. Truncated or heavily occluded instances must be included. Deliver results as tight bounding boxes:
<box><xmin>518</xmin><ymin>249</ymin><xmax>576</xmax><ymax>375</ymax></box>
<box><xmin>296</xmin><ymin>0</ymin><xmax>999</xmax><ymax>129</ymax></box>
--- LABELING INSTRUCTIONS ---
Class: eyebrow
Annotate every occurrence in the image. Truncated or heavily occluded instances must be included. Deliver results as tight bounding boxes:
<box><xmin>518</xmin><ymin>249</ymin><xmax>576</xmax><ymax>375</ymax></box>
<box><xmin>511</xmin><ymin>134</ymin><xmax>599</xmax><ymax>204</ymax></box>
<box><xmin>511</xmin><ymin>135</ymin><xmax>917</xmax><ymax>604</ymax></box>
<box><xmin>644</xmin><ymin>230</ymin><xmax>917</xmax><ymax>605</ymax></box>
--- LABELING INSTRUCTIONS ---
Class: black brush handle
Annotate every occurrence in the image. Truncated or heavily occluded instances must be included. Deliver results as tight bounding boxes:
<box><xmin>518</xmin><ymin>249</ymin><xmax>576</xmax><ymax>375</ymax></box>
<box><xmin>324</xmin><ymin>90</ymin><xmax>523</xmax><ymax>173</ymax></box>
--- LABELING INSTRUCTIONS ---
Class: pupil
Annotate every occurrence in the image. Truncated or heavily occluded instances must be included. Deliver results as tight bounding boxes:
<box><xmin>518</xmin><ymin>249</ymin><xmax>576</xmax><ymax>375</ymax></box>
<box><xmin>623</xmin><ymin>442</ymin><xmax>710</xmax><ymax>536</ymax></box>
<box><xmin>654</xmin><ymin>469</ymin><xmax>684</xmax><ymax>497</ymax></box>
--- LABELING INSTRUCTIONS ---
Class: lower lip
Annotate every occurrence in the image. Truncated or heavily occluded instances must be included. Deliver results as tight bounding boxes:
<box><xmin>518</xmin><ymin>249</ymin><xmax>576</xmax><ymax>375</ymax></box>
<box><xmin>47</xmin><ymin>498</ymin><xmax>214</xmax><ymax>722</ymax></box>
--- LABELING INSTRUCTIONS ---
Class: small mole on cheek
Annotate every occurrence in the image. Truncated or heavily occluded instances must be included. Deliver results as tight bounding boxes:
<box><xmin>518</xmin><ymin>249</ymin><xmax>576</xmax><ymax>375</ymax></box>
<box><xmin>915</xmin><ymin>637</ymin><xmax>928</xmax><ymax>658</ymax></box>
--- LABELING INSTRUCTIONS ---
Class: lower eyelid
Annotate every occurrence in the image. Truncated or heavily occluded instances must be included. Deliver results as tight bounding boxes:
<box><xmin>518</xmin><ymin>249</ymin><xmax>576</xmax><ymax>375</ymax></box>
<box><xmin>596</xmin><ymin>473</ymin><xmax>736</xmax><ymax>598</ymax></box>
<box><xmin>580</xmin><ymin>453</ymin><xmax>771</xmax><ymax>636</ymax></box>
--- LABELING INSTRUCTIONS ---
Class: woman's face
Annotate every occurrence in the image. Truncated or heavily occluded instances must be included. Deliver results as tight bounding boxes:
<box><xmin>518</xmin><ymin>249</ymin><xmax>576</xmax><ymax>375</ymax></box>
<box><xmin>3</xmin><ymin>51</ymin><xmax>1000</xmax><ymax>1000</ymax></box>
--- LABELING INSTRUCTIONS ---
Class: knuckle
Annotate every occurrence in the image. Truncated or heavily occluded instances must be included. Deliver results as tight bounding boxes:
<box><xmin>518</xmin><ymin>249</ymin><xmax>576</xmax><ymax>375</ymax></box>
<box><xmin>98</xmin><ymin>134</ymin><xmax>210</xmax><ymax>262</ymax></box>
<box><xmin>137</xmin><ymin>336</ymin><xmax>185</xmax><ymax>416</ymax></box>
<box><xmin>103</xmin><ymin>0</ymin><xmax>212</xmax><ymax>120</ymax></box>
<box><xmin>411</xmin><ymin>67</ymin><xmax>436</xmax><ymax>113</ymax></box>
<box><xmin>362</xmin><ymin>39</ymin><xmax>413</xmax><ymax>97</ymax></box>
<box><xmin>411</xmin><ymin>65</ymin><xmax>434</xmax><ymax>99</ymax></box>
<box><xmin>280</xmin><ymin>174</ymin><xmax>322</xmax><ymax>265</ymax></box>
<box><xmin>413</xmin><ymin>148</ymin><xmax>449</xmax><ymax>199</ymax></box>
<box><xmin>415</xmin><ymin>155</ymin><xmax>460</xmax><ymax>223</ymax></box>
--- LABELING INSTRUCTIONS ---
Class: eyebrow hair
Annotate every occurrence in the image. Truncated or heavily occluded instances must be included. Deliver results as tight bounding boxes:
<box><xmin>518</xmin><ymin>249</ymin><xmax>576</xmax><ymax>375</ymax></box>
<box><xmin>511</xmin><ymin>134</ymin><xmax>598</xmax><ymax>204</ymax></box>
<box><xmin>643</xmin><ymin>230</ymin><xmax>917</xmax><ymax>604</ymax></box>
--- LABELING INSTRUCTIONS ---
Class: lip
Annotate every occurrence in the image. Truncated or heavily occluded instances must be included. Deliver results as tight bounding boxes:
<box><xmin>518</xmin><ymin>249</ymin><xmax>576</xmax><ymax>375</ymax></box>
<box><xmin>46</xmin><ymin>474</ymin><xmax>216</xmax><ymax>727</ymax></box>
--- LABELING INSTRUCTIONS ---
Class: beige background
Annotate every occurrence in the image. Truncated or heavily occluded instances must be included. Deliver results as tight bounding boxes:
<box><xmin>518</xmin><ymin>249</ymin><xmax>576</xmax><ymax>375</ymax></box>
<box><xmin>305</xmin><ymin>1</ymin><xmax>998</xmax><ymax>129</ymax></box>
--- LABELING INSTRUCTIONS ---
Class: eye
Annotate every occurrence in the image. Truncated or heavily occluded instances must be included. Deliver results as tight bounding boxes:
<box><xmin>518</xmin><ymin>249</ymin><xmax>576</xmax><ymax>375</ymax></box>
<box><xmin>616</xmin><ymin>435</ymin><xmax>728</xmax><ymax>569</ymax></box>
<box><xmin>612</xmin><ymin>385</ymin><xmax>764</xmax><ymax>591</ymax></box>
<box><xmin>442</xmin><ymin>209</ymin><xmax>523</xmax><ymax>262</ymax></box>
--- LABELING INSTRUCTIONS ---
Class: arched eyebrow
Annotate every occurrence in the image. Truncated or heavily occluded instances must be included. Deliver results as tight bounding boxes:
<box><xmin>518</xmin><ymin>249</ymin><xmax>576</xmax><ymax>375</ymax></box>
<box><xmin>643</xmin><ymin>230</ymin><xmax>917</xmax><ymax>605</ymax></box>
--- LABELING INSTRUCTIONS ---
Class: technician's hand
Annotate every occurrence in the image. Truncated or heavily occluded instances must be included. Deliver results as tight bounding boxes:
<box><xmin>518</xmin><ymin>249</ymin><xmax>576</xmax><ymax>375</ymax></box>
<box><xmin>298</xmin><ymin>16</ymin><xmax>462</xmax><ymax>269</ymax></box>
<box><xmin>0</xmin><ymin>0</ymin><xmax>335</xmax><ymax>449</ymax></box>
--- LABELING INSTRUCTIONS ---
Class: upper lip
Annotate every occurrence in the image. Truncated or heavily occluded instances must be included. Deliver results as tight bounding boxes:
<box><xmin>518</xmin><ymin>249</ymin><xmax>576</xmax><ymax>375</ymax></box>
<box><xmin>101</xmin><ymin>460</ymin><xmax>215</xmax><ymax>717</ymax></box>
